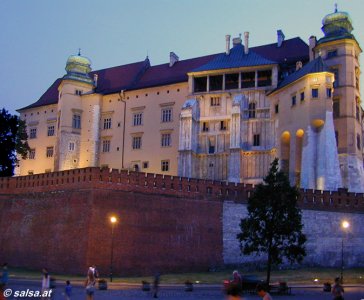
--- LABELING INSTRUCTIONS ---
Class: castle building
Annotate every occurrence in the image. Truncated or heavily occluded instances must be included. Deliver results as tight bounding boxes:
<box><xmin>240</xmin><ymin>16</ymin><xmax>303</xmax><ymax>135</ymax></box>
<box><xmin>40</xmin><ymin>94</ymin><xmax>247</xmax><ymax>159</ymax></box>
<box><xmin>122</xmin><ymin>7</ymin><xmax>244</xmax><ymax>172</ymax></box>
<box><xmin>17</xmin><ymin>8</ymin><xmax>364</xmax><ymax>192</ymax></box>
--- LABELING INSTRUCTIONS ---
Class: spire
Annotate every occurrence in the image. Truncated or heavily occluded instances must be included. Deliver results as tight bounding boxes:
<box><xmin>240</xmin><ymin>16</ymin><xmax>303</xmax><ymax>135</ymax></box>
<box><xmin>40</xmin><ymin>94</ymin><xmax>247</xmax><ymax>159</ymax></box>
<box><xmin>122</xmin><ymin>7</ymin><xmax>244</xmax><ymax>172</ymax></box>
<box><xmin>334</xmin><ymin>3</ymin><xmax>338</xmax><ymax>13</ymax></box>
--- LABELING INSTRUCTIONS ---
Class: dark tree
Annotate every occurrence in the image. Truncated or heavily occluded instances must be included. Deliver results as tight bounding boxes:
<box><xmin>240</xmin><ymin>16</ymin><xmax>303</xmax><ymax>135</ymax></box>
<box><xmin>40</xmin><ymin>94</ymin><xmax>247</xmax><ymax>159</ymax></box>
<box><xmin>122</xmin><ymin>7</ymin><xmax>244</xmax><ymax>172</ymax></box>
<box><xmin>237</xmin><ymin>158</ymin><xmax>306</xmax><ymax>285</ymax></box>
<box><xmin>0</xmin><ymin>108</ymin><xmax>30</xmax><ymax>176</ymax></box>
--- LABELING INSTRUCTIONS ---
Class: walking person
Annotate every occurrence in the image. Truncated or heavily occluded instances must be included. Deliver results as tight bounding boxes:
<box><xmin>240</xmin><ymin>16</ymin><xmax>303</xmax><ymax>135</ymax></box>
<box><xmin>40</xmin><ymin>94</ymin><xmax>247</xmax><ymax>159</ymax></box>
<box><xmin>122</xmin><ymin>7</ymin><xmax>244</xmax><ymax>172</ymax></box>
<box><xmin>64</xmin><ymin>280</ymin><xmax>72</xmax><ymax>300</ymax></box>
<box><xmin>85</xmin><ymin>268</ymin><xmax>96</xmax><ymax>300</ymax></box>
<box><xmin>332</xmin><ymin>277</ymin><xmax>345</xmax><ymax>300</ymax></box>
<box><xmin>153</xmin><ymin>272</ymin><xmax>160</xmax><ymax>298</ymax></box>
<box><xmin>41</xmin><ymin>268</ymin><xmax>52</xmax><ymax>300</ymax></box>
<box><xmin>1</xmin><ymin>263</ymin><xmax>8</xmax><ymax>287</ymax></box>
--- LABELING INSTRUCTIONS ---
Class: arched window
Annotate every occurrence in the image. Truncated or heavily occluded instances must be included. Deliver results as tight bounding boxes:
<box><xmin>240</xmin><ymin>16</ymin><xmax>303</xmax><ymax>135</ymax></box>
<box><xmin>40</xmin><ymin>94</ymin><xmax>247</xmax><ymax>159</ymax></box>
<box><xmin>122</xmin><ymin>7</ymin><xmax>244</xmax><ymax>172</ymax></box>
<box><xmin>248</xmin><ymin>102</ymin><xmax>256</xmax><ymax>118</ymax></box>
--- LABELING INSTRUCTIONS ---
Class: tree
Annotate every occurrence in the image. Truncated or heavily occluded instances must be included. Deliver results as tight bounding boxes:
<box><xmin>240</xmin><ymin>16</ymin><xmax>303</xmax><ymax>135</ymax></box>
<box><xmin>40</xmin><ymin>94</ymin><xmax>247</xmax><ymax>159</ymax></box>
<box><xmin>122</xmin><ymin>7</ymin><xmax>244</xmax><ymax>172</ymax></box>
<box><xmin>0</xmin><ymin>108</ymin><xmax>30</xmax><ymax>176</ymax></box>
<box><xmin>237</xmin><ymin>158</ymin><xmax>306</xmax><ymax>285</ymax></box>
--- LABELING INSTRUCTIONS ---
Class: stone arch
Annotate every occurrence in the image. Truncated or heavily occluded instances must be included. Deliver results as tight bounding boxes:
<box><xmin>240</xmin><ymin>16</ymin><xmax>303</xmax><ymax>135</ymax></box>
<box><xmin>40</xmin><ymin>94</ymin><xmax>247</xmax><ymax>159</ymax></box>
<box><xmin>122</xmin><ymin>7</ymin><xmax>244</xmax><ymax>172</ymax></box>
<box><xmin>295</xmin><ymin>129</ymin><xmax>305</xmax><ymax>186</ymax></box>
<box><xmin>280</xmin><ymin>131</ymin><xmax>291</xmax><ymax>174</ymax></box>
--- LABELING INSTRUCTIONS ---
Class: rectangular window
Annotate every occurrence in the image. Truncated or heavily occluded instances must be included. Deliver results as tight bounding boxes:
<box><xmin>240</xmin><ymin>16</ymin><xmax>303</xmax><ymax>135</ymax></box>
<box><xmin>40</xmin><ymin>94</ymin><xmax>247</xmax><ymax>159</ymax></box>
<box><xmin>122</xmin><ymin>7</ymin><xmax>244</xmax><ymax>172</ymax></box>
<box><xmin>312</xmin><ymin>88</ymin><xmax>319</xmax><ymax>98</ymax></box>
<box><xmin>326</xmin><ymin>88</ymin><xmax>332</xmax><ymax>98</ymax></box>
<box><xmin>75</xmin><ymin>89</ymin><xmax>83</xmax><ymax>96</ymax></box>
<box><xmin>210</xmin><ymin>97</ymin><xmax>221</xmax><ymax>106</ymax></box>
<box><xmin>356</xmin><ymin>105</ymin><xmax>360</xmax><ymax>122</ymax></box>
<box><xmin>194</xmin><ymin>76</ymin><xmax>207</xmax><ymax>93</ymax></box>
<box><xmin>291</xmin><ymin>95</ymin><xmax>296</xmax><ymax>106</ymax></box>
<box><xmin>72</xmin><ymin>114</ymin><xmax>81</xmax><ymax>129</ymax></box>
<box><xmin>132</xmin><ymin>136</ymin><xmax>142</xmax><ymax>149</ymax></box>
<box><xmin>257</xmin><ymin>70</ymin><xmax>272</xmax><ymax>87</ymax></box>
<box><xmin>357</xmin><ymin>134</ymin><xmax>361</xmax><ymax>150</ymax></box>
<box><xmin>133</xmin><ymin>113</ymin><xmax>143</xmax><ymax>126</ymax></box>
<box><xmin>275</xmin><ymin>104</ymin><xmax>279</xmax><ymax>114</ymax></box>
<box><xmin>102</xmin><ymin>140</ymin><xmax>111</xmax><ymax>152</ymax></box>
<box><xmin>30</xmin><ymin>128</ymin><xmax>37</xmax><ymax>139</ymax></box>
<box><xmin>103</xmin><ymin>118</ymin><xmax>112</xmax><ymax>129</ymax></box>
<box><xmin>29</xmin><ymin>149</ymin><xmax>35</xmax><ymax>159</ymax></box>
<box><xmin>253</xmin><ymin>134</ymin><xmax>260</xmax><ymax>146</ymax></box>
<box><xmin>209</xmin><ymin>75</ymin><xmax>223</xmax><ymax>91</ymax></box>
<box><xmin>69</xmin><ymin>142</ymin><xmax>75</xmax><ymax>151</ymax></box>
<box><xmin>333</xmin><ymin>99</ymin><xmax>340</xmax><ymax>119</ymax></box>
<box><xmin>300</xmin><ymin>92</ymin><xmax>305</xmax><ymax>101</ymax></box>
<box><xmin>46</xmin><ymin>147</ymin><xmax>54</xmax><ymax>158</ymax></box>
<box><xmin>47</xmin><ymin>126</ymin><xmax>55</xmax><ymax>136</ymax></box>
<box><xmin>143</xmin><ymin>161</ymin><xmax>149</xmax><ymax>169</ymax></box>
<box><xmin>225</xmin><ymin>73</ymin><xmax>239</xmax><ymax>89</ymax></box>
<box><xmin>161</xmin><ymin>160</ymin><xmax>169</xmax><ymax>172</ymax></box>
<box><xmin>161</xmin><ymin>133</ymin><xmax>171</xmax><ymax>147</ymax></box>
<box><xmin>327</xmin><ymin>50</ymin><xmax>337</xmax><ymax>58</ymax></box>
<box><xmin>241</xmin><ymin>72</ymin><xmax>255</xmax><ymax>88</ymax></box>
<box><xmin>161</xmin><ymin>108</ymin><xmax>172</xmax><ymax>122</ymax></box>
<box><xmin>331</xmin><ymin>68</ymin><xmax>339</xmax><ymax>88</ymax></box>
<box><xmin>335</xmin><ymin>131</ymin><xmax>338</xmax><ymax>147</ymax></box>
<box><xmin>202</xmin><ymin>122</ymin><xmax>209</xmax><ymax>132</ymax></box>
<box><xmin>220</xmin><ymin>120</ymin><xmax>227</xmax><ymax>131</ymax></box>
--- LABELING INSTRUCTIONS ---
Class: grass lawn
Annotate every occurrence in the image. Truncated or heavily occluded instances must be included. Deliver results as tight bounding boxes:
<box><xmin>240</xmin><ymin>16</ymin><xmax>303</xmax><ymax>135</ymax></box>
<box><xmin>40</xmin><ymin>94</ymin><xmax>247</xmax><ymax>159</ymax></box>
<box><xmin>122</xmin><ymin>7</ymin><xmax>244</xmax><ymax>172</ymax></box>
<box><xmin>8</xmin><ymin>267</ymin><xmax>364</xmax><ymax>285</ymax></box>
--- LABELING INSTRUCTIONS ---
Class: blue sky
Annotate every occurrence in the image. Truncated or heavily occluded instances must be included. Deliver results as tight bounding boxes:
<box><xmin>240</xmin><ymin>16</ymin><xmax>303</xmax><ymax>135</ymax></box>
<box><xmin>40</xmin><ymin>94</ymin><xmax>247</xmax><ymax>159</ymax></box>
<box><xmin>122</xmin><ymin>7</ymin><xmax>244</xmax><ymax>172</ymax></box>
<box><xmin>0</xmin><ymin>0</ymin><xmax>363</xmax><ymax>114</ymax></box>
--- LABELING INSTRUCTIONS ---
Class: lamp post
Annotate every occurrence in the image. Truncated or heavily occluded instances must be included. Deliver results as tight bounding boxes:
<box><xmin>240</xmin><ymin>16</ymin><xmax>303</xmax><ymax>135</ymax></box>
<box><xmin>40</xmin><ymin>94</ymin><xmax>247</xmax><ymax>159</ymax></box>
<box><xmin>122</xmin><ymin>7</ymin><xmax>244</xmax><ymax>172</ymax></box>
<box><xmin>110</xmin><ymin>216</ymin><xmax>117</xmax><ymax>282</ymax></box>
<box><xmin>340</xmin><ymin>220</ymin><xmax>350</xmax><ymax>284</ymax></box>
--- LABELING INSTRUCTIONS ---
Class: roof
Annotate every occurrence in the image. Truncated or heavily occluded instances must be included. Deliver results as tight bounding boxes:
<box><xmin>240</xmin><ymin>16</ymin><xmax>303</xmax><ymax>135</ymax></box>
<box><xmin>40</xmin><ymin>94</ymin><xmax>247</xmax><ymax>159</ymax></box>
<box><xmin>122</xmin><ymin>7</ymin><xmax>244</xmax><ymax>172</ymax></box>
<box><xmin>192</xmin><ymin>44</ymin><xmax>277</xmax><ymax>72</ymax></box>
<box><xmin>270</xmin><ymin>56</ymin><xmax>330</xmax><ymax>94</ymax></box>
<box><xmin>18</xmin><ymin>37</ymin><xmax>309</xmax><ymax>111</ymax></box>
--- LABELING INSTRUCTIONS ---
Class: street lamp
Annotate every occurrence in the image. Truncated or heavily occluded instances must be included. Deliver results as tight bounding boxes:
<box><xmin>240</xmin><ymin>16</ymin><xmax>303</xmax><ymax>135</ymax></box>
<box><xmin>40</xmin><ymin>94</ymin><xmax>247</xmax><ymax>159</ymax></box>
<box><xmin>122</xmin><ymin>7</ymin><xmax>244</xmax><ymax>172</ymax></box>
<box><xmin>340</xmin><ymin>220</ymin><xmax>350</xmax><ymax>284</ymax></box>
<box><xmin>110</xmin><ymin>216</ymin><xmax>118</xmax><ymax>282</ymax></box>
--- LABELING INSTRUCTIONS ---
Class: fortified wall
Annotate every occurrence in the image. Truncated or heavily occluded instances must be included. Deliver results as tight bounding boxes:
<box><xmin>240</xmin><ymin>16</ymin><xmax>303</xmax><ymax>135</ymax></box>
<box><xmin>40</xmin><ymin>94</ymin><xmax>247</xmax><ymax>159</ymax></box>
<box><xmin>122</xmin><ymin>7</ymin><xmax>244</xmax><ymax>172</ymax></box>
<box><xmin>0</xmin><ymin>167</ymin><xmax>364</xmax><ymax>275</ymax></box>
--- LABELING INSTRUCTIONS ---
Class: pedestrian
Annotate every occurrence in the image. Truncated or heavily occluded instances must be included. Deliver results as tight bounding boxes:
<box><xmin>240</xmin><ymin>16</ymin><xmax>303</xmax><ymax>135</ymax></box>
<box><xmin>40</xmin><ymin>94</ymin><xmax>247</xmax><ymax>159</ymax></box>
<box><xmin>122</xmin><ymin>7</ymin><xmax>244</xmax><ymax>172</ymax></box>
<box><xmin>1</xmin><ymin>263</ymin><xmax>8</xmax><ymax>287</ymax></box>
<box><xmin>41</xmin><ymin>268</ymin><xmax>52</xmax><ymax>300</ymax></box>
<box><xmin>85</xmin><ymin>268</ymin><xmax>96</xmax><ymax>300</ymax></box>
<box><xmin>332</xmin><ymin>277</ymin><xmax>344</xmax><ymax>300</ymax></box>
<box><xmin>64</xmin><ymin>280</ymin><xmax>72</xmax><ymax>300</ymax></box>
<box><xmin>256</xmin><ymin>283</ymin><xmax>273</xmax><ymax>300</ymax></box>
<box><xmin>231</xmin><ymin>270</ymin><xmax>242</xmax><ymax>287</ymax></box>
<box><xmin>153</xmin><ymin>272</ymin><xmax>160</xmax><ymax>298</ymax></box>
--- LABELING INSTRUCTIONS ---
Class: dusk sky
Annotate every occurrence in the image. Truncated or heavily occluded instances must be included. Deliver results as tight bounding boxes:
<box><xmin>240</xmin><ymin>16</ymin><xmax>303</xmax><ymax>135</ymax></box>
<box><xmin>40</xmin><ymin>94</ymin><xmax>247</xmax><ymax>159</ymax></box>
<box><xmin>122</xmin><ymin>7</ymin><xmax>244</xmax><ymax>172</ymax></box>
<box><xmin>1</xmin><ymin>0</ymin><xmax>363</xmax><ymax>115</ymax></box>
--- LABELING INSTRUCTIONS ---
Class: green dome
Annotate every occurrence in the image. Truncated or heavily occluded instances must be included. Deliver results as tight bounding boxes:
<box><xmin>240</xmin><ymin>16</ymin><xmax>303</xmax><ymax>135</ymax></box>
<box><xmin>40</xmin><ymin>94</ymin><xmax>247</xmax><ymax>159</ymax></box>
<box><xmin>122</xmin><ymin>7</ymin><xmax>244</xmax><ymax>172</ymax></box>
<box><xmin>64</xmin><ymin>51</ymin><xmax>94</xmax><ymax>85</ymax></box>
<box><xmin>321</xmin><ymin>6</ymin><xmax>353</xmax><ymax>37</ymax></box>
<box><xmin>322</xmin><ymin>11</ymin><xmax>352</xmax><ymax>26</ymax></box>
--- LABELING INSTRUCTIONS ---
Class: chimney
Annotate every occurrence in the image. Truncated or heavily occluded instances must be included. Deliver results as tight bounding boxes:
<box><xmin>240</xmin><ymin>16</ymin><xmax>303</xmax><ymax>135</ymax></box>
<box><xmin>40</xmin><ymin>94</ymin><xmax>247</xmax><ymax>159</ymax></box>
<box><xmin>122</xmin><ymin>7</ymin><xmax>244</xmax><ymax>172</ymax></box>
<box><xmin>169</xmin><ymin>52</ymin><xmax>179</xmax><ymax>67</ymax></box>
<box><xmin>232</xmin><ymin>34</ymin><xmax>242</xmax><ymax>47</ymax></box>
<box><xmin>93</xmin><ymin>74</ymin><xmax>98</xmax><ymax>87</ymax></box>
<box><xmin>277</xmin><ymin>30</ymin><xmax>285</xmax><ymax>47</ymax></box>
<box><xmin>309</xmin><ymin>36</ymin><xmax>317</xmax><ymax>61</ymax></box>
<box><xmin>244</xmin><ymin>32</ymin><xmax>249</xmax><ymax>55</ymax></box>
<box><xmin>225</xmin><ymin>35</ymin><xmax>231</xmax><ymax>55</ymax></box>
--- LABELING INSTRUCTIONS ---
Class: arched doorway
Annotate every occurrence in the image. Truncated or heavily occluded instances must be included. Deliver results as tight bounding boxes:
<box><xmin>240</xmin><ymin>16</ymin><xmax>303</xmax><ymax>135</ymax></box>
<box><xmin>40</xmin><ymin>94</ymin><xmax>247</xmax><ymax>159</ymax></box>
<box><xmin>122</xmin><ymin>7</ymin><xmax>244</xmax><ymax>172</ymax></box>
<box><xmin>280</xmin><ymin>131</ymin><xmax>291</xmax><ymax>174</ymax></box>
<box><xmin>295</xmin><ymin>129</ymin><xmax>305</xmax><ymax>186</ymax></box>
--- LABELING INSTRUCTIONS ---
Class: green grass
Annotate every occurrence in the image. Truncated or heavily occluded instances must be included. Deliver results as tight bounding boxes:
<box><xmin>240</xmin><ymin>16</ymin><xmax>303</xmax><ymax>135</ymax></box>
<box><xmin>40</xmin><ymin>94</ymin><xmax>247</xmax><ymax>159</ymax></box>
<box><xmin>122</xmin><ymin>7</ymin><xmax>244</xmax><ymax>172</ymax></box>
<box><xmin>9</xmin><ymin>267</ymin><xmax>364</xmax><ymax>285</ymax></box>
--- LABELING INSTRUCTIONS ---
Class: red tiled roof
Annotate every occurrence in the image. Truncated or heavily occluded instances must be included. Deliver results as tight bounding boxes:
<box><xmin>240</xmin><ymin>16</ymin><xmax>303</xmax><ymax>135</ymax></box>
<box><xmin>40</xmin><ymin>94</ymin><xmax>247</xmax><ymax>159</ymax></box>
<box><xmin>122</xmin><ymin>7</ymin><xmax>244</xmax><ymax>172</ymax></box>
<box><xmin>18</xmin><ymin>37</ymin><xmax>308</xmax><ymax>111</ymax></box>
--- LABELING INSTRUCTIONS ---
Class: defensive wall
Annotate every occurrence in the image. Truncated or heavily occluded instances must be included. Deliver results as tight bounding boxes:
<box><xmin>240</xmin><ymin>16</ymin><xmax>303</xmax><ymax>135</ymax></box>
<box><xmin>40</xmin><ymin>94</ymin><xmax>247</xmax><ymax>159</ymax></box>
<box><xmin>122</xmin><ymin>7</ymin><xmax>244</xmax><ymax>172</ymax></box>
<box><xmin>0</xmin><ymin>167</ymin><xmax>364</xmax><ymax>275</ymax></box>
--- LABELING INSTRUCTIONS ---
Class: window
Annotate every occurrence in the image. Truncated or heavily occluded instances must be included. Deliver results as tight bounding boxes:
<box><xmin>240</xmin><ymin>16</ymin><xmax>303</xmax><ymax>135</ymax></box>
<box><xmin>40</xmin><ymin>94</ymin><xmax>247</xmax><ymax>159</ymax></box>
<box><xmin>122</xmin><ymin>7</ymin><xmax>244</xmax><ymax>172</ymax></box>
<box><xmin>257</xmin><ymin>70</ymin><xmax>272</xmax><ymax>87</ymax></box>
<box><xmin>161</xmin><ymin>133</ymin><xmax>171</xmax><ymax>147</ymax></box>
<box><xmin>210</xmin><ymin>97</ymin><xmax>221</xmax><ymax>106</ymax></box>
<box><xmin>291</xmin><ymin>95</ymin><xmax>296</xmax><ymax>106</ymax></box>
<box><xmin>220</xmin><ymin>120</ymin><xmax>227</xmax><ymax>131</ymax></box>
<box><xmin>312</xmin><ymin>88</ymin><xmax>319</xmax><ymax>98</ymax></box>
<box><xmin>46</xmin><ymin>147</ymin><xmax>54</xmax><ymax>158</ymax></box>
<box><xmin>47</xmin><ymin>126</ymin><xmax>55</xmax><ymax>136</ymax></box>
<box><xmin>327</xmin><ymin>50</ymin><xmax>337</xmax><ymax>58</ymax></box>
<box><xmin>357</xmin><ymin>134</ymin><xmax>361</xmax><ymax>150</ymax></box>
<box><xmin>133</xmin><ymin>113</ymin><xmax>143</xmax><ymax>126</ymax></box>
<box><xmin>132</xmin><ymin>136</ymin><xmax>142</xmax><ymax>149</ymax></box>
<box><xmin>161</xmin><ymin>160</ymin><xmax>169</xmax><ymax>172</ymax></box>
<box><xmin>225</xmin><ymin>73</ymin><xmax>239</xmax><ymax>89</ymax></box>
<box><xmin>75</xmin><ymin>89</ymin><xmax>82</xmax><ymax>95</ymax></box>
<box><xmin>103</xmin><ymin>118</ymin><xmax>112</xmax><ymax>129</ymax></box>
<box><xmin>300</xmin><ymin>92</ymin><xmax>305</xmax><ymax>101</ymax></box>
<box><xmin>72</xmin><ymin>114</ymin><xmax>81</xmax><ymax>129</ymax></box>
<box><xmin>248</xmin><ymin>102</ymin><xmax>256</xmax><ymax>118</ymax></box>
<box><xmin>30</xmin><ymin>128</ymin><xmax>37</xmax><ymax>139</ymax></box>
<box><xmin>29</xmin><ymin>149</ymin><xmax>35</xmax><ymax>159</ymax></box>
<box><xmin>275</xmin><ymin>104</ymin><xmax>279</xmax><ymax>114</ymax></box>
<box><xmin>333</xmin><ymin>98</ymin><xmax>340</xmax><ymax>118</ymax></box>
<box><xmin>335</xmin><ymin>131</ymin><xmax>338</xmax><ymax>147</ymax></box>
<box><xmin>102</xmin><ymin>140</ymin><xmax>110</xmax><ymax>152</ymax></box>
<box><xmin>161</xmin><ymin>108</ymin><xmax>172</xmax><ymax>122</ymax></box>
<box><xmin>355</xmin><ymin>67</ymin><xmax>360</xmax><ymax>90</ymax></box>
<box><xmin>253</xmin><ymin>134</ymin><xmax>260</xmax><ymax>146</ymax></box>
<box><xmin>241</xmin><ymin>72</ymin><xmax>255</xmax><ymax>88</ymax></box>
<box><xmin>202</xmin><ymin>122</ymin><xmax>209</xmax><ymax>132</ymax></box>
<box><xmin>331</xmin><ymin>68</ymin><xmax>339</xmax><ymax>88</ymax></box>
<box><xmin>356</xmin><ymin>105</ymin><xmax>360</xmax><ymax>122</ymax></box>
<box><xmin>208</xmin><ymin>137</ymin><xmax>215</xmax><ymax>154</ymax></box>
<box><xmin>326</xmin><ymin>88</ymin><xmax>332</xmax><ymax>98</ymax></box>
<box><xmin>209</xmin><ymin>75</ymin><xmax>223</xmax><ymax>91</ymax></box>
<box><xmin>143</xmin><ymin>161</ymin><xmax>149</xmax><ymax>169</ymax></box>
<box><xmin>194</xmin><ymin>76</ymin><xmax>207</xmax><ymax>92</ymax></box>
<box><xmin>69</xmin><ymin>142</ymin><xmax>75</xmax><ymax>151</ymax></box>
